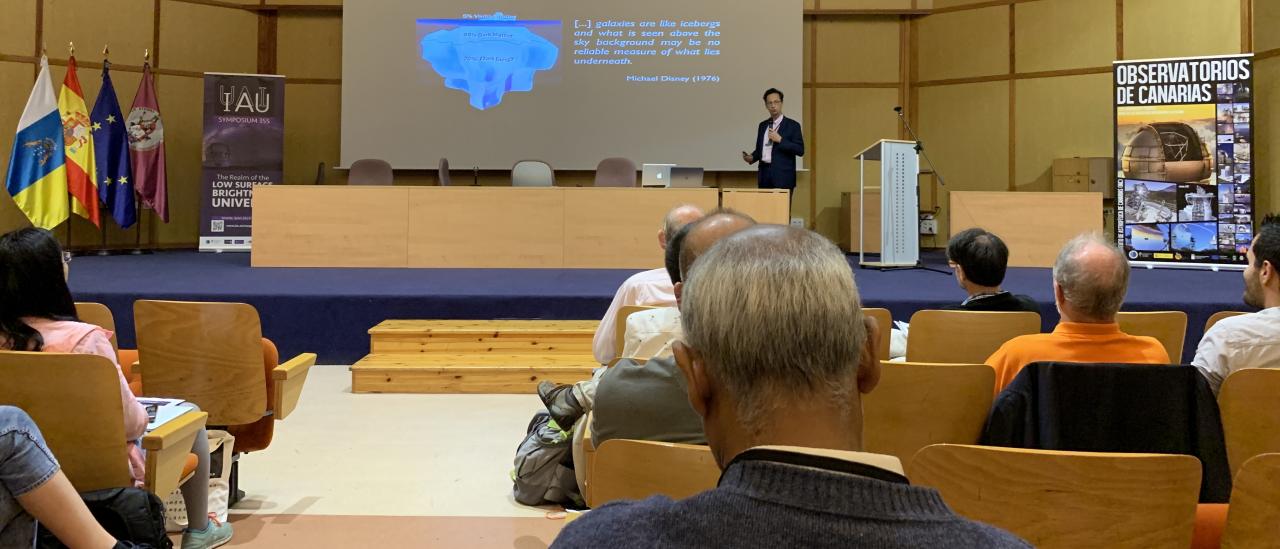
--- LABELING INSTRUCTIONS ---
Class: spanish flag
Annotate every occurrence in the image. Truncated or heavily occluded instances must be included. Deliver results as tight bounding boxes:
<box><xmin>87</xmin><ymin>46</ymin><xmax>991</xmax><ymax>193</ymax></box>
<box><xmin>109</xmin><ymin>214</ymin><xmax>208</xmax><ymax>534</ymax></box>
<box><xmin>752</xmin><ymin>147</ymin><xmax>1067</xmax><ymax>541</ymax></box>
<box><xmin>60</xmin><ymin>55</ymin><xmax>100</xmax><ymax>226</ymax></box>
<box><xmin>4</xmin><ymin>56</ymin><xmax>69</xmax><ymax>230</ymax></box>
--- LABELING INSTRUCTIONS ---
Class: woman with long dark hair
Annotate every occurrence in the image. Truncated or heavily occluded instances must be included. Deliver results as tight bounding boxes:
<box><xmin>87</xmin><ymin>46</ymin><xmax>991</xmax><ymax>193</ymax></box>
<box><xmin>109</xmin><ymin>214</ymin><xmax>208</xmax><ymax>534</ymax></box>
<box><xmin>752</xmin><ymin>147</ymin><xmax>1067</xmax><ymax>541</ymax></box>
<box><xmin>0</xmin><ymin>228</ymin><xmax>232</xmax><ymax>548</ymax></box>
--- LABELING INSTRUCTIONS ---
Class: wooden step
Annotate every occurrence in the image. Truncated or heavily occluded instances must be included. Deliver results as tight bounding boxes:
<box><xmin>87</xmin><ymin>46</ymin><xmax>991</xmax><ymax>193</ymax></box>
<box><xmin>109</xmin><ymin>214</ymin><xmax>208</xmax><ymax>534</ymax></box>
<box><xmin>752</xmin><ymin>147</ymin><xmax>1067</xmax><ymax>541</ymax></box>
<box><xmin>350</xmin><ymin>353</ymin><xmax>598</xmax><ymax>394</ymax></box>
<box><xmin>369</xmin><ymin>320</ymin><xmax>599</xmax><ymax>354</ymax></box>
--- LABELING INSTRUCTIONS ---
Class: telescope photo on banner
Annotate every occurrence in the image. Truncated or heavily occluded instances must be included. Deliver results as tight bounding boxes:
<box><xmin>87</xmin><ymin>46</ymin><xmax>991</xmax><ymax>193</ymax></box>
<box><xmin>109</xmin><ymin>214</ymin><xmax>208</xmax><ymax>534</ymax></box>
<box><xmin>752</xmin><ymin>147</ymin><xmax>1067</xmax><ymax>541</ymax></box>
<box><xmin>200</xmin><ymin>73</ymin><xmax>285</xmax><ymax>252</ymax></box>
<box><xmin>1114</xmin><ymin>53</ymin><xmax>1253</xmax><ymax>270</ymax></box>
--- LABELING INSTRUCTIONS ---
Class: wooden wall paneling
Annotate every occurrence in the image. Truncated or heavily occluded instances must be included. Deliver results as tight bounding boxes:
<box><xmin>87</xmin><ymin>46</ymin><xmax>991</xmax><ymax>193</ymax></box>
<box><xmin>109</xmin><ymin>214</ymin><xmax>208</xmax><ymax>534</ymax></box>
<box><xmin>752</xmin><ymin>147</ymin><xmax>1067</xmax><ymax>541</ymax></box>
<box><xmin>1257</xmin><ymin>58</ymin><xmax>1278</xmax><ymax>215</ymax></box>
<box><xmin>720</xmin><ymin>189</ymin><xmax>792</xmax><ymax>225</ymax></box>
<box><xmin>276</xmin><ymin>13</ymin><xmax>341</xmax><ymax>80</ymax></box>
<box><xmin>949</xmin><ymin>191</ymin><xmax>1103</xmax><ymax>267</ymax></box>
<box><xmin>257</xmin><ymin>11</ymin><xmax>278</xmax><ymax>74</ymax></box>
<box><xmin>0</xmin><ymin>0</ymin><xmax>37</xmax><ymax>56</ymax></box>
<box><xmin>42</xmin><ymin>0</ymin><xmax>154</xmax><ymax>65</ymax></box>
<box><xmin>562</xmin><ymin>188</ymin><xmax>719</xmax><ymax>269</ymax></box>
<box><xmin>1007</xmin><ymin>3</ymin><xmax>1014</xmax><ymax>192</ymax></box>
<box><xmin>1013</xmin><ymin>73</ymin><xmax>1112</xmax><ymax>192</ymax></box>
<box><xmin>916</xmin><ymin>81</ymin><xmax>1009</xmax><ymax>240</ymax></box>
<box><xmin>813</xmin><ymin>88</ymin><xmax>900</xmax><ymax>241</ymax></box>
<box><xmin>159</xmin><ymin>0</ymin><xmax>258</xmax><ymax>75</ymax></box>
<box><xmin>407</xmin><ymin>188</ymin><xmax>564</xmax><ymax>269</ymax></box>
<box><xmin>916</xmin><ymin>6</ymin><xmax>1008</xmax><ymax>81</ymax></box>
<box><xmin>931</xmin><ymin>0</ymin><xmax>1001</xmax><ymax>9</ymax></box>
<box><xmin>1257</xmin><ymin>0</ymin><xmax>1280</xmax><ymax>52</ymax></box>
<box><xmin>815</xmin><ymin>15</ymin><xmax>900</xmax><ymax>83</ymax></box>
<box><xmin>146</xmin><ymin>75</ymin><xmax>203</xmax><ymax>245</ymax></box>
<box><xmin>283</xmin><ymin>84</ymin><xmax>341</xmax><ymax>184</ymax></box>
<box><xmin>265</xmin><ymin>0</ymin><xmax>341</xmax><ymax>5</ymax></box>
<box><xmin>1014</xmin><ymin>0</ymin><xmax>1115</xmax><ymax>74</ymax></box>
<box><xmin>803</xmin><ymin>19</ymin><xmax>814</xmax><ymax>83</ymax></box>
<box><xmin>809</xmin><ymin>18</ymin><xmax>820</xmax><ymax>228</ymax></box>
<box><xmin>1122</xmin><ymin>0</ymin><xmax>1242</xmax><ymax>60</ymax></box>
<box><xmin>0</xmin><ymin>62</ymin><xmax>34</xmax><ymax>235</ymax></box>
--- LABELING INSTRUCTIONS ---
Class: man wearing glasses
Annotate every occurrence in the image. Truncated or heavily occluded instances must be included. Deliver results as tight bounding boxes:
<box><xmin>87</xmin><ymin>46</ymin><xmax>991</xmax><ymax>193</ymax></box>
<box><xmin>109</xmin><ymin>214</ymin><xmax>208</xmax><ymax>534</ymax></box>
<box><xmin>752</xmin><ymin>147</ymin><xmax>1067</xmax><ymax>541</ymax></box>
<box><xmin>742</xmin><ymin>88</ymin><xmax>804</xmax><ymax>196</ymax></box>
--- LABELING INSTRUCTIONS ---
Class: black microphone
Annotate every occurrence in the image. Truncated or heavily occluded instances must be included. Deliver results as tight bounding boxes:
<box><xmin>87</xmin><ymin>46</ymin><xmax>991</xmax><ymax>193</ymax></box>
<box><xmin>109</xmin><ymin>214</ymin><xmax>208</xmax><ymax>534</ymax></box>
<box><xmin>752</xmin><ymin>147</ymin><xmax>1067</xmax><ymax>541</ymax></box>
<box><xmin>893</xmin><ymin>106</ymin><xmax>903</xmax><ymax>113</ymax></box>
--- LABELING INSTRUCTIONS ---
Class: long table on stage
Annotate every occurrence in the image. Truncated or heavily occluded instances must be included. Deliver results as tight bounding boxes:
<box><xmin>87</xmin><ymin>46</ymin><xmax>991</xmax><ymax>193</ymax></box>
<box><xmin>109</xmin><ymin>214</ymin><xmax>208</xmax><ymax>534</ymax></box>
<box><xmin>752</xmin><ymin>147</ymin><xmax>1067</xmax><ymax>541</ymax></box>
<box><xmin>252</xmin><ymin>185</ymin><xmax>787</xmax><ymax>269</ymax></box>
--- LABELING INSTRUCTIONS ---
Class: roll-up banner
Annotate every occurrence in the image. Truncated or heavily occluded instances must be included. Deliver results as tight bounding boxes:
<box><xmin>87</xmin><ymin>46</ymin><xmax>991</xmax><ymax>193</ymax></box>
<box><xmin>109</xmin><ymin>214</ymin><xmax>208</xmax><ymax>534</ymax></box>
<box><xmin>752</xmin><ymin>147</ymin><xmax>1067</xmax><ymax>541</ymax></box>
<box><xmin>1114</xmin><ymin>53</ymin><xmax>1253</xmax><ymax>270</ymax></box>
<box><xmin>199</xmin><ymin>73</ymin><xmax>285</xmax><ymax>252</ymax></box>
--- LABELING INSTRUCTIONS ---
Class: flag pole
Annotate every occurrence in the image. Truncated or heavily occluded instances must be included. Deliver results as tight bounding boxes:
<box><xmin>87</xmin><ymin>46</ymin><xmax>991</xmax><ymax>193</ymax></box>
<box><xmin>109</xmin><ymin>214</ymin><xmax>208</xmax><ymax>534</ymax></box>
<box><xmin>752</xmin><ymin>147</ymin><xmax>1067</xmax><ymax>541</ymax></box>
<box><xmin>95</xmin><ymin>45</ymin><xmax>113</xmax><ymax>256</ymax></box>
<box><xmin>65</xmin><ymin>42</ymin><xmax>77</xmax><ymax>257</ymax></box>
<box><xmin>130</xmin><ymin>49</ymin><xmax>152</xmax><ymax>256</ymax></box>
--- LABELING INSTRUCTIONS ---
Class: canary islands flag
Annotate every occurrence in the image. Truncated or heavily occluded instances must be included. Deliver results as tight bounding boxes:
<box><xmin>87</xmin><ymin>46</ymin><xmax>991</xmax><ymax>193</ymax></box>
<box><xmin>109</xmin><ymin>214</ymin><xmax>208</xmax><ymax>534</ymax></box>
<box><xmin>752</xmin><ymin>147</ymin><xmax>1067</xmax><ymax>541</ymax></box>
<box><xmin>5</xmin><ymin>56</ymin><xmax>69</xmax><ymax>230</ymax></box>
<box><xmin>60</xmin><ymin>55</ymin><xmax>100</xmax><ymax>227</ymax></box>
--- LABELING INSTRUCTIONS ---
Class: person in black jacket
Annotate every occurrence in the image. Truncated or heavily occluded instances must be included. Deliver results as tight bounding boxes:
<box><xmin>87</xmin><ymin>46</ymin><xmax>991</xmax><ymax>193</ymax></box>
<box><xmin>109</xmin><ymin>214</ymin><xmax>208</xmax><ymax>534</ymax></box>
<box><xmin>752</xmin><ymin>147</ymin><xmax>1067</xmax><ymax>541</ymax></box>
<box><xmin>742</xmin><ymin>88</ymin><xmax>804</xmax><ymax>193</ymax></box>
<box><xmin>945</xmin><ymin>228</ymin><xmax>1040</xmax><ymax>313</ymax></box>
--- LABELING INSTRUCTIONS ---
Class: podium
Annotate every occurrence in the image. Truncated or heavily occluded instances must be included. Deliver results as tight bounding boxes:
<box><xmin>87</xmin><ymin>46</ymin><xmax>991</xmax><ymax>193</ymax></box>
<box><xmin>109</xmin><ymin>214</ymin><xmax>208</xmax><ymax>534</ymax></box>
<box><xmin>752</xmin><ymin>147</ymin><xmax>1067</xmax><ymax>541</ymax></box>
<box><xmin>856</xmin><ymin>139</ymin><xmax>920</xmax><ymax>268</ymax></box>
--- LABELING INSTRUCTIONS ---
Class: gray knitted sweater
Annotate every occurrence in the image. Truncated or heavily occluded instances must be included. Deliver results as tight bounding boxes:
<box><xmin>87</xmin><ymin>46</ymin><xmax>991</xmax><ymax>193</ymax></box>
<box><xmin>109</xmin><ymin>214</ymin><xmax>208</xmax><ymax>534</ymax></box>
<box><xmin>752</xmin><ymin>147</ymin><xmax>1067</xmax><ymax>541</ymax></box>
<box><xmin>553</xmin><ymin>449</ymin><xmax>1029</xmax><ymax>548</ymax></box>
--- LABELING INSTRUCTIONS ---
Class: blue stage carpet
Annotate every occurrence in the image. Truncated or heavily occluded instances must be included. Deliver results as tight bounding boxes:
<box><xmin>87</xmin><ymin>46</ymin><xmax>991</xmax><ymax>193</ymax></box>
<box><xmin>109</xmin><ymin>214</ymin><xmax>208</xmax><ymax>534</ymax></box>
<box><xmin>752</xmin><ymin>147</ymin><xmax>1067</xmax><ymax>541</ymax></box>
<box><xmin>68</xmin><ymin>251</ymin><xmax>1251</xmax><ymax>364</ymax></box>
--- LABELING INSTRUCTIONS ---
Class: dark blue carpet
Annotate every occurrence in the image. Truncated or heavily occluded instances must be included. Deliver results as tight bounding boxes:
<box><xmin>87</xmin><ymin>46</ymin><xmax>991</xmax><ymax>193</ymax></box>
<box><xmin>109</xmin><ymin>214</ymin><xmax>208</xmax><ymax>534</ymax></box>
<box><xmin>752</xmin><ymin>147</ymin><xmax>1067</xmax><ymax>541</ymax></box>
<box><xmin>67</xmin><ymin>251</ymin><xmax>1251</xmax><ymax>364</ymax></box>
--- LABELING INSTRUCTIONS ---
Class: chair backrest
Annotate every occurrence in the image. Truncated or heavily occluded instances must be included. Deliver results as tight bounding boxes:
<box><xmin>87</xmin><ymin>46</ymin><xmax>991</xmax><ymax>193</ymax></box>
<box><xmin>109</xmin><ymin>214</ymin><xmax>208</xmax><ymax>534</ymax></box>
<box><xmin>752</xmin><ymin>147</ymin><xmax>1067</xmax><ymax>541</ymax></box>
<box><xmin>348</xmin><ymin>158</ymin><xmax>394</xmax><ymax>186</ymax></box>
<box><xmin>593</xmin><ymin>157</ymin><xmax>638</xmax><ymax>187</ymax></box>
<box><xmin>614</xmin><ymin>305</ymin><xmax>658</xmax><ymax>362</ymax></box>
<box><xmin>0</xmin><ymin>351</ymin><xmax>133</xmax><ymax>492</ymax></box>
<box><xmin>75</xmin><ymin>301</ymin><xmax>119</xmax><ymax>351</ymax></box>
<box><xmin>1205</xmin><ymin>310</ymin><xmax>1246</xmax><ymax>333</ymax></box>
<box><xmin>1221</xmin><ymin>453</ymin><xmax>1280</xmax><ymax>549</ymax></box>
<box><xmin>438</xmin><ymin>157</ymin><xmax>451</xmax><ymax>186</ymax></box>
<box><xmin>1116</xmin><ymin>311</ymin><xmax>1187</xmax><ymax>362</ymax></box>
<box><xmin>512</xmin><ymin>160</ymin><xmax>555</xmax><ymax>187</ymax></box>
<box><xmin>864</xmin><ymin>363</ymin><xmax>994</xmax><ymax>466</ymax></box>
<box><xmin>134</xmin><ymin>300</ymin><xmax>268</xmax><ymax>425</ymax></box>
<box><xmin>864</xmin><ymin>307</ymin><xmax>891</xmax><ymax>361</ymax></box>
<box><xmin>908</xmin><ymin>444</ymin><xmax>1202</xmax><ymax>549</ymax></box>
<box><xmin>591</xmin><ymin>439</ymin><xmax>719</xmax><ymax>506</ymax></box>
<box><xmin>1218</xmin><ymin>368</ymin><xmax>1280</xmax><ymax>478</ymax></box>
<box><xmin>906</xmin><ymin>310</ymin><xmax>1041</xmax><ymax>364</ymax></box>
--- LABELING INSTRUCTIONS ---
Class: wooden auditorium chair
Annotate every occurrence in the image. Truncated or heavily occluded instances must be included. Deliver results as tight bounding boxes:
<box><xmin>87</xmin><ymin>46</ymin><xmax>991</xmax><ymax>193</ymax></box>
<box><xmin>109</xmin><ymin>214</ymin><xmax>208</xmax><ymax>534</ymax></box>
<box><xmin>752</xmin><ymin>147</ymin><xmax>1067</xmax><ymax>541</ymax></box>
<box><xmin>75</xmin><ymin>302</ymin><xmax>142</xmax><ymax>394</ymax></box>
<box><xmin>863</xmin><ymin>362</ymin><xmax>993</xmax><ymax>466</ymax></box>
<box><xmin>905</xmin><ymin>310</ymin><xmax>1040</xmax><ymax>364</ymax></box>
<box><xmin>864</xmin><ymin>307</ymin><xmax>891</xmax><ymax>361</ymax></box>
<box><xmin>1116</xmin><ymin>310</ymin><xmax>1187</xmax><ymax>362</ymax></box>
<box><xmin>612</xmin><ymin>304</ymin><xmax>658</xmax><ymax>364</ymax></box>
<box><xmin>1218</xmin><ymin>368</ymin><xmax>1280</xmax><ymax>478</ymax></box>
<box><xmin>1204</xmin><ymin>310</ymin><xmax>1246</xmax><ymax>332</ymax></box>
<box><xmin>908</xmin><ymin>444</ymin><xmax>1202</xmax><ymax>549</ymax></box>
<box><xmin>0</xmin><ymin>351</ymin><xmax>208</xmax><ymax>499</ymax></box>
<box><xmin>133</xmin><ymin>300</ymin><xmax>317</xmax><ymax>501</ymax></box>
<box><xmin>1221</xmin><ymin>453</ymin><xmax>1280</xmax><ymax>549</ymax></box>
<box><xmin>588</xmin><ymin>439</ymin><xmax>719</xmax><ymax>508</ymax></box>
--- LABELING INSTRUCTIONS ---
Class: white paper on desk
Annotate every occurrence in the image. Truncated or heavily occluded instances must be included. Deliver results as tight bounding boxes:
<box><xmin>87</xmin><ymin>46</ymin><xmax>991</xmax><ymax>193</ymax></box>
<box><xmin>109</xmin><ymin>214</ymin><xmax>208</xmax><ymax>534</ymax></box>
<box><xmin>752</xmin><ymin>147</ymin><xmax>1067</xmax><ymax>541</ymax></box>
<box><xmin>144</xmin><ymin>401</ymin><xmax>195</xmax><ymax>432</ymax></box>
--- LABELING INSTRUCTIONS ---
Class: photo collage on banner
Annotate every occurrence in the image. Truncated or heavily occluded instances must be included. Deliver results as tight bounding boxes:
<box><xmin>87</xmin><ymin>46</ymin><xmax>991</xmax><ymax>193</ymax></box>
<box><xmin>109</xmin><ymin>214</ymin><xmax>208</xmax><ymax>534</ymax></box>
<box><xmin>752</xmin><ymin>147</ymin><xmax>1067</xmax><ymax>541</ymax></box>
<box><xmin>1114</xmin><ymin>54</ymin><xmax>1253</xmax><ymax>268</ymax></box>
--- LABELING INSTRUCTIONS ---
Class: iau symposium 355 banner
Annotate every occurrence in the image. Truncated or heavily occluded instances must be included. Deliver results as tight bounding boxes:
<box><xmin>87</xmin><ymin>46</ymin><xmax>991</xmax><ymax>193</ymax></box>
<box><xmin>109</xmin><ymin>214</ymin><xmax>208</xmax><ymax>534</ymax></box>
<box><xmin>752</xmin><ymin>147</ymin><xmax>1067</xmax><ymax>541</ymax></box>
<box><xmin>1115</xmin><ymin>54</ymin><xmax>1253</xmax><ymax>270</ymax></box>
<box><xmin>200</xmin><ymin>73</ymin><xmax>285</xmax><ymax>252</ymax></box>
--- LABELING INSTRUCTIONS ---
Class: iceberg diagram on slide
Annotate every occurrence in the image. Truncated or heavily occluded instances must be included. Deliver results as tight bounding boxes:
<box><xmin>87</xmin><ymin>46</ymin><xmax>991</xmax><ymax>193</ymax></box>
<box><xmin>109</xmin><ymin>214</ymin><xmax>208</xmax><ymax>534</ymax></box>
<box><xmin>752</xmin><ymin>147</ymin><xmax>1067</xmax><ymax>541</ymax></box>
<box><xmin>419</xmin><ymin>18</ymin><xmax>560</xmax><ymax>110</ymax></box>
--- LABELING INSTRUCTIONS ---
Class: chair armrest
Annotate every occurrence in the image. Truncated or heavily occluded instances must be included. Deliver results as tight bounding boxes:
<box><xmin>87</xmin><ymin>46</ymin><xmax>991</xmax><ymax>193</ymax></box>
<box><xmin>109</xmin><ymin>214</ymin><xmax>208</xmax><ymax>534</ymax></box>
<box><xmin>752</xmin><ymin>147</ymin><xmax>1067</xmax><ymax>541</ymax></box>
<box><xmin>271</xmin><ymin>353</ymin><xmax>317</xmax><ymax>421</ymax></box>
<box><xmin>141</xmin><ymin>410</ymin><xmax>208</xmax><ymax>498</ymax></box>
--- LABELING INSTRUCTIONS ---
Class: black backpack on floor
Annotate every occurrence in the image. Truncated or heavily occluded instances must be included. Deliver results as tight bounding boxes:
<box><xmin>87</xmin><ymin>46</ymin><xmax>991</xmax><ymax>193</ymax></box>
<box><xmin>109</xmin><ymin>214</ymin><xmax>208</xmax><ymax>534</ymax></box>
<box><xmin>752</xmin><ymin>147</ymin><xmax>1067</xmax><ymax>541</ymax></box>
<box><xmin>36</xmin><ymin>487</ymin><xmax>172</xmax><ymax>549</ymax></box>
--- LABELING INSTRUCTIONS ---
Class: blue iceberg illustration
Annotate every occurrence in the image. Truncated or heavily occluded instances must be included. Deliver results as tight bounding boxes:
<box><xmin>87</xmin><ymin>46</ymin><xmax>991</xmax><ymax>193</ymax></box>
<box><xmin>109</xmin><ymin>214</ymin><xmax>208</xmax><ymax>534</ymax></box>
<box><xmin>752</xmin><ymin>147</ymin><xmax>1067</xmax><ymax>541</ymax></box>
<box><xmin>420</xmin><ymin>20</ymin><xmax>559</xmax><ymax>110</ymax></box>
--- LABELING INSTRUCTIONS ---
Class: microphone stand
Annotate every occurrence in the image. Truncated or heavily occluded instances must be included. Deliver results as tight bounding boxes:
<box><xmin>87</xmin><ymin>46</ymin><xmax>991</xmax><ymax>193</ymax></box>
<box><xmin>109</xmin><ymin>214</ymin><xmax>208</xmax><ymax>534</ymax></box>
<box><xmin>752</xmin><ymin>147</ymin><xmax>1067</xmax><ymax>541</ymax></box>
<box><xmin>873</xmin><ymin>106</ymin><xmax>949</xmax><ymax>275</ymax></box>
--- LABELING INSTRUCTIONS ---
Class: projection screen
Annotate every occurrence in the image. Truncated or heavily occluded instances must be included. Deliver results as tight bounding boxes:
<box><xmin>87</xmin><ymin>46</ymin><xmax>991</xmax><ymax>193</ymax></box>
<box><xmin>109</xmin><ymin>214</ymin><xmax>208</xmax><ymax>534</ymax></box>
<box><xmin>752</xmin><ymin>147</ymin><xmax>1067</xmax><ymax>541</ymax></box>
<box><xmin>341</xmin><ymin>1</ymin><xmax>804</xmax><ymax>171</ymax></box>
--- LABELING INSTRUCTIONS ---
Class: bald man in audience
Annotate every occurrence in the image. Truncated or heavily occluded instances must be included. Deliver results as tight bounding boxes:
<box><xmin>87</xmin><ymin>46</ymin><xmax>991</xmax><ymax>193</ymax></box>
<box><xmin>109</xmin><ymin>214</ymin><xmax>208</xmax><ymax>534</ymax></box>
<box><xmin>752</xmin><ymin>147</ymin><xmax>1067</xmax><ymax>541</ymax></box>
<box><xmin>985</xmin><ymin>234</ymin><xmax>1169</xmax><ymax>393</ymax></box>
<box><xmin>1192</xmin><ymin>213</ymin><xmax>1280</xmax><ymax>394</ymax></box>
<box><xmin>553</xmin><ymin>226</ymin><xmax>1028</xmax><ymax>548</ymax></box>
<box><xmin>590</xmin><ymin>204</ymin><xmax>705</xmax><ymax>364</ymax></box>
<box><xmin>589</xmin><ymin>210</ymin><xmax>757</xmax><ymax>446</ymax></box>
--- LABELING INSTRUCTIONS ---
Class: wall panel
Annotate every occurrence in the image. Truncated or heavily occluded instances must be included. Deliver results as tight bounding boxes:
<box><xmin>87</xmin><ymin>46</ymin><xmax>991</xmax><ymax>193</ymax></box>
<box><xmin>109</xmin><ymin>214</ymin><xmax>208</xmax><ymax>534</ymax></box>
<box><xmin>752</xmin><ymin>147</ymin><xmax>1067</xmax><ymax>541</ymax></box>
<box><xmin>1015</xmin><ymin>0</ymin><xmax>1114</xmax><ymax>73</ymax></box>
<box><xmin>813</xmin><ymin>87</ymin><xmax>899</xmax><ymax>240</ymax></box>
<box><xmin>0</xmin><ymin>0</ymin><xmax>36</xmax><ymax>56</ymax></box>
<box><xmin>917</xmin><ymin>6</ymin><xmax>1007</xmax><ymax>81</ymax></box>
<box><xmin>1258</xmin><ymin>1</ymin><xmax>1280</xmax><ymax>53</ymax></box>
<box><xmin>1013</xmin><ymin>73</ymin><xmax>1112</xmax><ymax>191</ymax></box>
<box><xmin>277</xmin><ymin>14</ymin><xmax>342</xmax><ymax>80</ymax></box>
<box><xmin>42</xmin><ymin>0</ymin><xmax>153</xmax><ymax>65</ymax></box>
<box><xmin>814</xmin><ymin>16</ymin><xmax>900</xmax><ymax>83</ymax></box>
<box><xmin>159</xmin><ymin>1</ymin><xmax>257</xmax><ymax>75</ymax></box>
<box><xmin>1257</xmin><ymin>58</ymin><xmax>1278</xmax><ymax>216</ymax></box>
<box><xmin>284</xmin><ymin>84</ymin><xmax>342</xmax><ymax>185</ymax></box>
<box><xmin>917</xmin><ymin>81</ymin><xmax>1008</xmax><ymax>239</ymax></box>
<box><xmin>1123</xmin><ymin>0</ymin><xmax>1241</xmax><ymax>60</ymax></box>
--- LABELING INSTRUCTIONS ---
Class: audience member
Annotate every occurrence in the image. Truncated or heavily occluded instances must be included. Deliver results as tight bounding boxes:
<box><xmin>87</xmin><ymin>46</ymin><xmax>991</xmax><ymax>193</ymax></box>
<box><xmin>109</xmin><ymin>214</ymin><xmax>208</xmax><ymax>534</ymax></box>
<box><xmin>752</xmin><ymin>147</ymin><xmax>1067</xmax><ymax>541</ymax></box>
<box><xmin>890</xmin><ymin>228</ymin><xmax>1039</xmax><ymax>358</ymax></box>
<box><xmin>985</xmin><ymin>234</ymin><xmax>1168</xmax><ymax>393</ymax></box>
<box><xmin>1192</xmin><ymin>214</ymin><xmax>1280</xmax><ymax>394</ymax></box>
<box><xmin>0</xmin><ymin>228</ymin><xmax>232</xmax><ymax>549</ymax></box>
<box><xmin>0</xmin><ymin>405</ymin><xmax>148</xmax><ymax>549</ymax></box>
<box><xmin>552</xmin><ymin>225</ymin><xmax>1028</xmax><ymax>548</ymax></box>
<box><xmin>589</xmin><ymin>211</ymin><xmax>756</xmax><ymax>446</ymax></box>
<box><xmin>589</xmin><ymin>204</ymin><xmax>705</xmax><ymax>364</ymax></box>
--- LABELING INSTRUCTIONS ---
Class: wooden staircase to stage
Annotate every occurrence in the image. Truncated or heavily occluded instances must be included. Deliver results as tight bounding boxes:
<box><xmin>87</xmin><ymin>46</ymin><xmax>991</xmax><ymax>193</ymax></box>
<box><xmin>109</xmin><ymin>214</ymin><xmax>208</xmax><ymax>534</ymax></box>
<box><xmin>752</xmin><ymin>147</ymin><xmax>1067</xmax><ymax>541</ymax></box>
<box><xmin>350</xmin><ymin>320</ymin><xmax>601</xmax><ymax>394</ymax></box>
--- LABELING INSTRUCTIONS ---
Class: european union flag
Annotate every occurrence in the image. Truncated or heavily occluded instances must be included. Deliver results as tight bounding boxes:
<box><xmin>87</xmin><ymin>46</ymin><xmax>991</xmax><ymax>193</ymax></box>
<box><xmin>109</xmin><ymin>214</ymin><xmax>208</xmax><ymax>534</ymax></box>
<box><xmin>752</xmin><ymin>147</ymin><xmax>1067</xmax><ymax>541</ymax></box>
<box><xmin>90</xmin><ymin>61</ymin><xmax>136</xmax><ymax>228</ymax></box>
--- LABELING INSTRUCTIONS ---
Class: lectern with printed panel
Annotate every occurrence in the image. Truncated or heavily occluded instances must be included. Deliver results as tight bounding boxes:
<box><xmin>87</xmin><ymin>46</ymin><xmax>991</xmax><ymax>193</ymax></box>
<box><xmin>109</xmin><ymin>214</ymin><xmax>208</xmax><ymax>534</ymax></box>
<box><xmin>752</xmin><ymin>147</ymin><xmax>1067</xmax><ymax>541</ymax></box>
<box><xmin>856</xmin><ymin>139</ymin><xmax>920</xmax><ymax>268</ymax></box>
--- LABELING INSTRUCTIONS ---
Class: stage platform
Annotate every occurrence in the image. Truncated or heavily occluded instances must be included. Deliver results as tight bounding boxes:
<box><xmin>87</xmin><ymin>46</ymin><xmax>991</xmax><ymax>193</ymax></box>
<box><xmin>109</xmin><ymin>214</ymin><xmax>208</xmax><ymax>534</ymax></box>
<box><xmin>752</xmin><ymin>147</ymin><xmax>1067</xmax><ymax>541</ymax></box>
<box><xmin>69</xmin><ymin>250</ymin><xmax>1251</xmax><ymax>365</ymax></box>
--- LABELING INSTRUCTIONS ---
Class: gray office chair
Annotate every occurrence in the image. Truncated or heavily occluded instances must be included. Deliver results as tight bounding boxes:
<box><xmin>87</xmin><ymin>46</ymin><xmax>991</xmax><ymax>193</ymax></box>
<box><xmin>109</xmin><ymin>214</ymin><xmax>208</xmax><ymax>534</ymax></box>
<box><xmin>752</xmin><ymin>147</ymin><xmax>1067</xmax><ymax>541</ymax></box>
<box><xmin>593</xmin><ymin>157</ymin><xmax>638</xmax><ymax>187</ymax></box>
<box><xmin>438</xmin><ymin>157</ymin><xmax>452</xmax><ymax>186</ymax></box>
<box><xmin>348</xmin><ymin>159</ymin><xmax>393</xmax><ymax>185</ymax></box>
<box><xmin>512</xmin><ymin>160</ymin><xmax>555</xmax><ymax>187</ymax></box>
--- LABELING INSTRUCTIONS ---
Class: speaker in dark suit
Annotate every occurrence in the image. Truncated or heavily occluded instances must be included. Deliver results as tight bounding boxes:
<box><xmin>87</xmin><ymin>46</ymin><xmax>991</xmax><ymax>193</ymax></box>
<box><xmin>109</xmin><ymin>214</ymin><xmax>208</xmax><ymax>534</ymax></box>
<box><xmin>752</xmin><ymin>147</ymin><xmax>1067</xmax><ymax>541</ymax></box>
<box><xmin>742</xmin><ymin>88</ymin><xmax>805</xmax><ymax>191</ymax></box>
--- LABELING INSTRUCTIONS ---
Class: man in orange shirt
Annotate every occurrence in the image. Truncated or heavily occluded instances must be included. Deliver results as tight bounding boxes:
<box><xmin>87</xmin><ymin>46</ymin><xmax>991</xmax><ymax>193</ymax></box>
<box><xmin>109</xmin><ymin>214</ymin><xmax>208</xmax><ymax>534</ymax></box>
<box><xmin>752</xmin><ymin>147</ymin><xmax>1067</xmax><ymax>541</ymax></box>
<box><xmin>985</xmin><ymin>234</ymin><xmax>1169</xmax><ymax>393</ymax></box>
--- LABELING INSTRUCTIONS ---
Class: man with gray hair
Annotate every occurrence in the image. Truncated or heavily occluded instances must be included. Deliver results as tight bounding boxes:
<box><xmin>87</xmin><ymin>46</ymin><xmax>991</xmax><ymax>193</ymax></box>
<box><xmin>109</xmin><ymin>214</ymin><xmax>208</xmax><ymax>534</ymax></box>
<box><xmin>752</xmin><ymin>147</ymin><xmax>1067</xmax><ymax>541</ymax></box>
<box><xmin>552</xmin><ymin>225</ymin><xmax>1027</xmax><ymax>548</ymax></box>
<box><xmin>985</xmin><ymin>233</ymin><xmax>1169</xmax><ymax>393</ymax></box>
